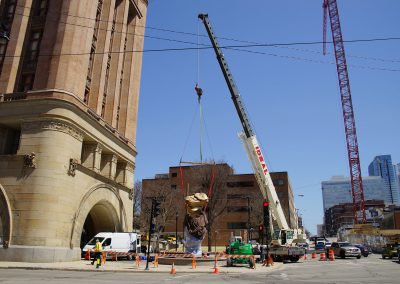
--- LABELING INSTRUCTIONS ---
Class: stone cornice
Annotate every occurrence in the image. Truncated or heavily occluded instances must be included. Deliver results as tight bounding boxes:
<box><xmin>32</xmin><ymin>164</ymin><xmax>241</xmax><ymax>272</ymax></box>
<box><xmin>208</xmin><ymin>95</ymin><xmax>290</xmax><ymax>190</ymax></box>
<box><xmin>22</xmin><ymin>120</ymin><xmax>84</xmax><ymax>142</ymax></box>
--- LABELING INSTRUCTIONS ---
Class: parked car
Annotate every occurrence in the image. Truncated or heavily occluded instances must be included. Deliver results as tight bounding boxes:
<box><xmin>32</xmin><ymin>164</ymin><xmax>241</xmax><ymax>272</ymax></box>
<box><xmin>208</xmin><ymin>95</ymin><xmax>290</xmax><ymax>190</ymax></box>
<box><xmin>331</xmin><ymin>242</ymin><xmax>361</xmax><ymax>259</ymax></box>
<box><xmin>325</xmin><ymin>242</ymin><xmax>332</xmax><ymax>249</ymax></box>
<box><xmin>315</xmin><ymin>241</ymin><xmax>325</xmax><ymax>251</ymax></box>
<box><xmin>354</xmin><ymin>244</ymin><xmax>369</xmax><ymax>257</ymax></box>
<box><xmin>382</xmin><ymin>244</ymin><xmax>400</xmax><ymax>259</ymax></box>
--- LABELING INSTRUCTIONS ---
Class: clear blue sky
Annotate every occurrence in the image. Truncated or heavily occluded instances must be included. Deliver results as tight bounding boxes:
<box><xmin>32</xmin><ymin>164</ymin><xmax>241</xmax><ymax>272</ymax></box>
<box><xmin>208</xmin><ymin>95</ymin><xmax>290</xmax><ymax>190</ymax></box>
<box><xmin>135</xmin><ymin>0</ymin><xmax>400</xmax><ymax>235</ymax></box>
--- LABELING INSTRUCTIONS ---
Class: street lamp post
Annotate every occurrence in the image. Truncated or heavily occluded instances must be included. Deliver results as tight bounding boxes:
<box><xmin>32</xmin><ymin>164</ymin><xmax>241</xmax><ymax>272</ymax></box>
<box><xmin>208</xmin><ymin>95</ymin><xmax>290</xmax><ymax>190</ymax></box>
<box><xmin>175</xmin><ymin>211</ymin><xmax>178</xmax><ymax>252</ymax></box>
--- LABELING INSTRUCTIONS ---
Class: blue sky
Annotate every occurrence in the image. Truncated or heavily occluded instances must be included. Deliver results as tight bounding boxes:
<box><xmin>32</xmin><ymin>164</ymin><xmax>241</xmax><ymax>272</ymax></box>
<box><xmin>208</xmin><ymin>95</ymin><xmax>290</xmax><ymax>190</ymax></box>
<box><xmin>135</xmin><ymin>0</ymin><xmax>400</xmax><ymax>235</ymax></box>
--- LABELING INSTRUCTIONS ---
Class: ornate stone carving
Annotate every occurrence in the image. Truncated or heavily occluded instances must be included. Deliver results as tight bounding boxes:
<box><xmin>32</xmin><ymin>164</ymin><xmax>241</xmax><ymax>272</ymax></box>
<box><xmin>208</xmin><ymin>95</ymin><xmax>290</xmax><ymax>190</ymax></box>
<box><xmin>129</xmin><ymin>188</ymin><xmax>134</xmax><ymax>200</ymax></box>
<box><xmin>126</xmin><ymin>162</ymin><xmax>135</xmax><ymax>173</ymax></box>
<box><xmin>68</xmin><ymin>158</ymin><xmax>79</xmax><ymax>177</ymax></box>
<box><xmin>22</xmin><ymin>120</ymin><xmax>84</xmax><ymax>142</ymax></box>
<box><xmin>23</xmin><ymin>152</ymin><xmax>37</xmax><ymax>168</ymax></box>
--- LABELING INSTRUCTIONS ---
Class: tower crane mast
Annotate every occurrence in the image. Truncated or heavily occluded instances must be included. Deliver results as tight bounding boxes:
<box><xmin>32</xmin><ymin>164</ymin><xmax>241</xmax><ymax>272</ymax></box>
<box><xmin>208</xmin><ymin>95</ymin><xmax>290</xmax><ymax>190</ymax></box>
<box><xmin>323</xmin><ymin>0</ymin><xmax>366</xmax><ymax>223</ymax></box>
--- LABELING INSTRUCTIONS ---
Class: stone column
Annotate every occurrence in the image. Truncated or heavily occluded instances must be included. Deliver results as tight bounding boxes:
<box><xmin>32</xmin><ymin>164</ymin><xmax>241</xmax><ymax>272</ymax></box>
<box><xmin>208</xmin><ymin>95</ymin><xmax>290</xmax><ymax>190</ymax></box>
<box><xmin>115</xmin><ymin>161</ymin><xmax>134</xmax><ymax>188</ymax></box>
<box><xmin>100</xmin><ymin>154</ymin><xmax>117</xmax><ymax>179</ymax></box>
<box><xmin>81</xmin><ymin>143</ymin><xmax>102</xmax><ymax>173</ymax></box>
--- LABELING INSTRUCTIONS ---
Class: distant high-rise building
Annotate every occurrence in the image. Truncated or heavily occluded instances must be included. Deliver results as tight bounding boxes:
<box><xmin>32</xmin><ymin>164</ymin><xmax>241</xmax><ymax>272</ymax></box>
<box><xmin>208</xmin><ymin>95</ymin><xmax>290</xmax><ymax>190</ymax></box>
<box><xmin>368</xmin><ymin>155</ymin><xmax>400</xmax><ymax>205</ymax></box>
<box><xmin>394</xmin><ymin>163</ymin><xmax>400</xmax><ymax>185</ymax></box>
<box><xmin>321</xmin><ymin>176</ymin><xmax>385</xmax><ymax>211</ymax></box>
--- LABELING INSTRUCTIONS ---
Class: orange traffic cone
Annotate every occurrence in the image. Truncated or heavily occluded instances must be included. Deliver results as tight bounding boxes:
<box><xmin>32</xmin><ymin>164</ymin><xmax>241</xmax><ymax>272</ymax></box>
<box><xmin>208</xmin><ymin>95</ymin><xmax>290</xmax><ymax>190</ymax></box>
<box><xmin>268</xmin><ymin>255</ymin><xmax>274</xmax><ymax>266</ymax></box>
<box><xmin>251</xmin><ymin>256</ymin><xmax>256</xmax><ymax>270</ymax></box>
<box><xmin>135</xmin><ymin>255</ymin><xmax>140</xmax><ymax>267</ymax></box>
<box><xmin>319</xmin><ymin>252</ymin><xmax>326</xmax><ymax>261</ymax></box>
<box><xmin>101</xmin><ymin>252</ymin><xmax>106</xmax><ymax>264</ymax></box>
<box><xmin>192</xmin><ymin>255</ymin><xmax>197</xmax><ymax>269</ymax></box>
<box><xmin>85</xmin><ymin>249</ymin><xmax>90</xmax><ymax>261</ymax></box>
<box><xmin>170</xmin><ymin>261</ymin><xmax>176</xmax><ymax>274</ymax></box>
<box><xmin>153</xmin><ymin>254</ymin><xmax>159</xmax><ymax>268</ymax></box>
<box><xmin>312</xmin><ymin>252</ymin><xmax>317</xmax><ymax>259</ymax></box>
<box><xmin>329</xmin><ymin>250</ymin><xmax>335</xmax><ymax>261</ymax></box>
<box><xmin>212</xmin><ymin>258</ymin><xmax>219</xmax><ymax>274</ymax></box>
<box><xmin>112</xmin><ymin>253</ymin><xmax>118</xmax><ymax>261</ymax></box>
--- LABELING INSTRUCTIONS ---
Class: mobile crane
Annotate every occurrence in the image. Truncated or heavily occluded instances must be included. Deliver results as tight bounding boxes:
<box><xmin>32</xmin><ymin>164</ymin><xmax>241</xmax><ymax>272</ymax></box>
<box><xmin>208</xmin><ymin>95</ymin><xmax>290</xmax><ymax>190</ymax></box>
<box><xmin>198</xmin><ymin>14</ymin><xmax>305</xmax><ymax>261</ymax></box>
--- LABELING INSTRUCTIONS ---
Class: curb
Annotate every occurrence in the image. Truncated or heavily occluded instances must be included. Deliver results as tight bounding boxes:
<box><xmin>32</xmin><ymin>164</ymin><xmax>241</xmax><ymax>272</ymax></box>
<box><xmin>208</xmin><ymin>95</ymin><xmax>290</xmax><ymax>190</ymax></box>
<box><xmin>0</xmin><ymin>263</ymin><xmax>284</xmax><ymax>274</ymax></box>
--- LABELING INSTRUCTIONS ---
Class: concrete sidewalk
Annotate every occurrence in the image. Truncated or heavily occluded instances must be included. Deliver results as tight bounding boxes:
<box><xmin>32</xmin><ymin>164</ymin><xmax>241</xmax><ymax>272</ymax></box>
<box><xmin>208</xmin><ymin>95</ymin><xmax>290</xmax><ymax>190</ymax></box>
<box><xmin>0</xmin><ymin>259</ymin><xmax>283</xmax><ymax>273</ymax></box>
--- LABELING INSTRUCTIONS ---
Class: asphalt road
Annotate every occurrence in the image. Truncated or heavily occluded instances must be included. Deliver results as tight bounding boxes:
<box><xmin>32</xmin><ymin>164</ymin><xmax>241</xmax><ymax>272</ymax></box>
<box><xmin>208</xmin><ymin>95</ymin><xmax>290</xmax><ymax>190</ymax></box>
<box><xmin>0</xmin><ymin>254</ymin><xmax>398</xmax><ymax>284</ymax></box>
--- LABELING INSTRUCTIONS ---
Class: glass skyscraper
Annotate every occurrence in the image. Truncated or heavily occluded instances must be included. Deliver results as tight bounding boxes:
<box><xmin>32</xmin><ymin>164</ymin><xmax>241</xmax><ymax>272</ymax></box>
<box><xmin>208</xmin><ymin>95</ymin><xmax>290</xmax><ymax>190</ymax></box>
<box><xmin>368</xmin><ymin>155</ymin><xmax>400</xmax><ymax>205</ymax></box>
<box><xmin>322</xmin><ymin>176</ymin><xmax>385</xmax><ymax>211</ymax></box>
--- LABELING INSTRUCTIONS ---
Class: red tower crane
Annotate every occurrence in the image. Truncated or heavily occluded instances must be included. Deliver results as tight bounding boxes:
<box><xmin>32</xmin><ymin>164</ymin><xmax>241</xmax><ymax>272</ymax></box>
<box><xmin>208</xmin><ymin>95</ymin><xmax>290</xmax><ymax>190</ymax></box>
<box><xmin>323</xmin><ymin>0</ymin><xmax>366</xmax><ymax>224</ymax></box>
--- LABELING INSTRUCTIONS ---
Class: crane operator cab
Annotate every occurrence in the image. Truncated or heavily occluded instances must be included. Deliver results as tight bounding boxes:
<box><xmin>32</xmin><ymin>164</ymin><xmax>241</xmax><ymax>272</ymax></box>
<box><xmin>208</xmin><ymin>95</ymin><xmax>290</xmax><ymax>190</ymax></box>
<box><xmin>272</xmin><ymin>229</ymin><xmax>295</xmax><ymax>246</ymax></box>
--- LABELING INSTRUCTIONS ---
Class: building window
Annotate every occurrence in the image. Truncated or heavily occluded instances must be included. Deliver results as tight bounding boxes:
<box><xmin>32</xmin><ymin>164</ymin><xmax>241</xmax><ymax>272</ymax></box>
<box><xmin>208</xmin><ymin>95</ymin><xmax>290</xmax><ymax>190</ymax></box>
<box><xmin>25</xmin><ymin>31</ymin><xmax>42</xmax><ymax>63</ymax></box>
<box><xmin>227</xmin><ymin>181</ymin><xmax>254</xmax><ymax>188</ymax></box>
<box><xmin>227</xmin><ymin>194</ymin><xmax>250</xmax><ymax>200</ymax></box>
<box><xmin>34</xmin><ymin>0</ymin><xmax>48</xmax><ymax>17</ymax></box>
<box><xmin>171</xmin><ymin>185</ymin><xmax>176</xmax><ymax>190</ymax></box>
<box><xmin>171</xmin><ymin>173</ymin><xmax>177</xmax><ymax>178</ymax></box>
<box><xmin>0</xmin><ymin>127</ymin><xmax>20</xmax><ymax>155</ymax></box>
<box><xmin>227</xmin><ymin>206</ymin><xmax>248</xmax><ymax>213</ymax></box>
<box><xmin>227</xmin><ymin>222</ymin><xmax>247</xmax><ymax>229</ymax></box>
<box><xmin>0</xmin><ymin>0</ymin><xmax>17</xmax><ymax>74</ymax></box>
<box><xmin>18</xmin><ymin>73</ymin><xmax>35</xmax><ymax>92</ymax></box>
<box><xmin>273</xmin><ymin>179</ymin><xmax>284</xmax><ymax>186</ymax></box>
<box><xmin>85</xmin><ymin>0</ymin><xmax>103</xmax><ymax>104</ymax></box>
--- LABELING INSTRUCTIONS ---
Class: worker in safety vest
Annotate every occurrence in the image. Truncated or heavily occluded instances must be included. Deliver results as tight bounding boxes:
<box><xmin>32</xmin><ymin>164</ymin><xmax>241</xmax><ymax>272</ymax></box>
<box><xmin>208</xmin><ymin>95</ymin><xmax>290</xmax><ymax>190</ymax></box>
<box><xmin>91</xmin><ymin>239</ymin><xmax>102</xmax><ymax>268</ymax></box>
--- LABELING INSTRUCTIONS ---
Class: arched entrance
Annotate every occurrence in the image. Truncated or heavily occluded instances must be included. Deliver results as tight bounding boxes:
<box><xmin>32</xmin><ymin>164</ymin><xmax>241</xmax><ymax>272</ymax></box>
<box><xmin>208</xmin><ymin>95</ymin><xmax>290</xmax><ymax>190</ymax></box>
<box><xmin>80</xmin><ymin>201</ymin><xmax>121</xmax><ymax>248</ymax></box>
<box><xmin>0</xmin><ymin>185</ymin><xmax>12</xmax><ymax>247</ymax></box>
<box><xmin>70</xmin><ymin>184</ymin><xmax>128</xmax><ymax>250</ymax></box>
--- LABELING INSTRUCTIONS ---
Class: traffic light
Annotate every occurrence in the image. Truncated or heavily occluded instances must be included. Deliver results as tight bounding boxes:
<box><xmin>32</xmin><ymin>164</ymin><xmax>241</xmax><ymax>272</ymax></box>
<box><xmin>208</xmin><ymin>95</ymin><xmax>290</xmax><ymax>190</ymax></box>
<box><xmin>263</xmin><ymin>200</ymin><xmax>271</xmax><ymax>242</ymax></box>
<box><xmin>154</xmin><ymin>200</ymin><xmax>162</xmax><ymax>217</ymax></box>
<box><xmin>150</xmin><ymin>223</ymin><xmax>156</xmax><ymax>234</ymax></box>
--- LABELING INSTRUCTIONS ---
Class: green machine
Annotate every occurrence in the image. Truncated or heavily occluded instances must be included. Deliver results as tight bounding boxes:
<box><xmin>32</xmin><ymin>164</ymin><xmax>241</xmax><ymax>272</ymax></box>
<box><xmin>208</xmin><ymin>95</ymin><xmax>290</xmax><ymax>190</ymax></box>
<box><xmin>225</xmin><ymin>236</ymin><xmax>255</xmax><ymax>268</ymax></box>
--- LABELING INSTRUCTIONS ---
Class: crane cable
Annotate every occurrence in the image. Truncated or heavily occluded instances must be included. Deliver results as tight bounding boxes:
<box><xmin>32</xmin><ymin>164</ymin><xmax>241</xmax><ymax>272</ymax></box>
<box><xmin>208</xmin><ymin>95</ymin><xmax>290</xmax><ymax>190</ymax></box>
<box><xmin>178</xmin><ymin>22</ymin><xmax>215</xmax><ymax>198</ymax></box>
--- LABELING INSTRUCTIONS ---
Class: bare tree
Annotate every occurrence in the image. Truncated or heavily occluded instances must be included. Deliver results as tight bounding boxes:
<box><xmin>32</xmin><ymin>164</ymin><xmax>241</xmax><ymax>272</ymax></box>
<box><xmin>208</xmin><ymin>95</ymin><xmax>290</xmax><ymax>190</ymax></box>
<box><xmin>140</xmin><ymin>178</ymin><xmax>176</xmax><ymax>251</ymax></box>
<box><xmin>132</xmin><ymin>181</ymin><xmax>142</xmax><ymax>231</ymax></box>
<box><xmin>196</xmin><ymin>162</ymin><xmax>233</xmax><ymax>252</ymax></box>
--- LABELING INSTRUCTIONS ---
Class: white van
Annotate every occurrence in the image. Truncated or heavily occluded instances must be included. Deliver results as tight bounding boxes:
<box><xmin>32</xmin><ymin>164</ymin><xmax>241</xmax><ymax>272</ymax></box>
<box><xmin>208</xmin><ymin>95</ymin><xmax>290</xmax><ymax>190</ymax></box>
<box><xmin>82</xmin><ymin>232</ymin><xmax>141</xmax><ymax>259</ymax></box>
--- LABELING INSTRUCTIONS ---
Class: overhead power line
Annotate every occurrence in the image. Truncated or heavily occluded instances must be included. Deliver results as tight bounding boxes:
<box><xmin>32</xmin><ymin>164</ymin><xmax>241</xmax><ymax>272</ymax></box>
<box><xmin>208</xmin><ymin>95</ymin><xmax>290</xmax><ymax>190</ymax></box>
<box><xmin>4</xmin><ymin>38</ymin><xmax>400</xmax><ymax>72</ymax></box>
<box><xmin>10</xmin><ymin>5</ymin><xmax>400</xmax><ymax>64</ymax></box>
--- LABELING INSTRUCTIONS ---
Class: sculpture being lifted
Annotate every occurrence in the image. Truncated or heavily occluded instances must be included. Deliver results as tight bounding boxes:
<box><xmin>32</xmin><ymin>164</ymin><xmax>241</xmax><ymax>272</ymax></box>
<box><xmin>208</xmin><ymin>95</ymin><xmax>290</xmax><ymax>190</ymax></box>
<box><xmin>183</xmin><ymin>193</ymin><xmax>209</xmax><ymax>256</ymax></box>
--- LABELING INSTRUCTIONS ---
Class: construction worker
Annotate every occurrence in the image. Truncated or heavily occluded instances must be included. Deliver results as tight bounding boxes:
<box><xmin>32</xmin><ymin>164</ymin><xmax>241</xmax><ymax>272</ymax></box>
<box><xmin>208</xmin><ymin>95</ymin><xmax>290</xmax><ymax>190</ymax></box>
<box><xmin>91</xmin><ymin>239</ymin><xmax>102</xmax><ymax>268</ymax></box>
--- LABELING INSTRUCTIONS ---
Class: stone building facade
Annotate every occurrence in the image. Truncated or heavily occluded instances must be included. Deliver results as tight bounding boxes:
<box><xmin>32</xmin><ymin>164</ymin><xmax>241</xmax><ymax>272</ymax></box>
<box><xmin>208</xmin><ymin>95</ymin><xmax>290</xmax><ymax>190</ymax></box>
<box><xmin>0</xmin><ymin>0</ymin><xmax>147</xmax><ymax>262</ymax></box>
<box><xmin>142</xmin><ymin>164</ymin><xmax>298</xmax><ymax>246</ymax></box>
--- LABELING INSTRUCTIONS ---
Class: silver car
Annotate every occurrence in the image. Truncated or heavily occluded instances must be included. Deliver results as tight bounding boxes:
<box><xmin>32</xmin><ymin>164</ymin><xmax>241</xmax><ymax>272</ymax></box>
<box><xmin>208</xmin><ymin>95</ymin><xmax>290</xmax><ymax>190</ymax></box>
<box><xmin>331</xmin><ymin>242</ymin><xmax>361</xmax><ymax>259</ymax></box>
